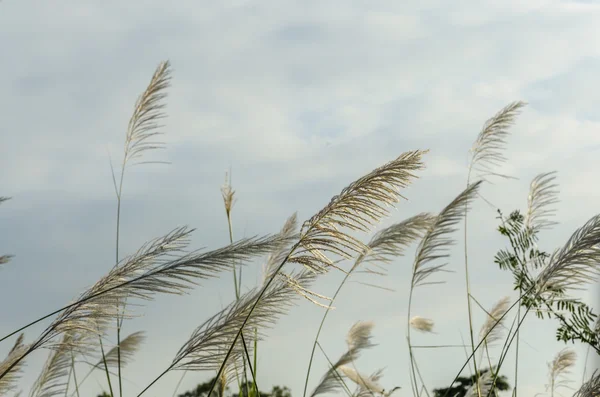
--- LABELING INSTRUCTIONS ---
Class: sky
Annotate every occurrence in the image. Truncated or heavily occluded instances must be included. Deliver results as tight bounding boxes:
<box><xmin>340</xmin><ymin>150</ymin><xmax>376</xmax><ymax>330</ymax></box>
<box><xmin>1</xmin><ymin>1</ymin><xmax>600</xmax><ymax>396</ymax></box>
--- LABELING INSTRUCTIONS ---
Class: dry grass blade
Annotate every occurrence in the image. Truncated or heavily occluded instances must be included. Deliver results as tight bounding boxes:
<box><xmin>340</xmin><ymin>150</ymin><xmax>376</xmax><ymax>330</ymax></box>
<box><xmin>547</xmin><ymin>348</ymin><xmax>577</xmax><ymax>396</ymax></box>
<box><xmin>573</xmin><ymin>371</ymin><xmax>600</xmax><ymax>397</ymax></box>
<box><xmin>289</xmin><ymin>150</ymin><xmax>427</xmax><ymax>274</ymax></box>
<box><xmin>0</xmin><ymin>334</ymin><xmax>27</xmax><ymax>394</ymax></box>
<box><xmin>410</xmin><ymin>316</ymin><xmax>435</xmax><ymax>333</ymax></box>
<box><xmin>536</xmin><ymin>214</ymin><xmax>600</xmax><ymax>294</ymax></box>
<box><xmin>412</xmin><ymin>181</ymin><xmax>482</xmax><ymax>287</ymax></box>
<box><xmin>526</xmin><ymin>172</ymin><xmax>559</xmax><ymax>233</ymax></box>
<box><xmin>123</xmin><ymin>60</ymin><xmax>171</xmax><ymax>167</ymax></box>
<box><xmin>359</xmin><ymin>213</ymin><xmax>436</xmax><ymax>272</ymax></box>
<box><xmin>262</xmin><ymin>213</ymin><xmax>300</xmax><ymax>285</ymax></box>
<box><xmin>479</xmin><ymin>297</ymin><xmax>511</xmax><ymax>346</ymax></box>
<box><xmin>171</xmin><ymin>270</ymin><xmax>316</xmax><ymax>372</ymax></box>
<box><xmin>94</xmin><ymin>331</ymin><xmax>146</xmax><ymax>369</ymax></box>
<box><xmin>310</xmin><ymin>321</ymin><xmax>375</xmax><ymax>397</ymax></box>
<box><xmin>469</xmin><ymin>101</ymin><xmax>526</xmax><ymax>182</ymax></box>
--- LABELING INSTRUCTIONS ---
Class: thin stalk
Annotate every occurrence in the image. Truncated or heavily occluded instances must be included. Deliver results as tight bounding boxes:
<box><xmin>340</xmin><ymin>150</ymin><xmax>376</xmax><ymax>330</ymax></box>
<box><xmin>71</xmin><ymin>352</ymin><xmax>81</xmax><ymax>397</ymax></box>
<box><xmin>406</xmin><ymin>288</ymin><xmax>421</xmax><ymax>397</ymax></box>
<box><xmin>464</xmin><ymin>178</ymin><xmax>481</xmax><ymax>397</ymax></box>
<box><xmin>224</xmin><ymin>208</ymin><xmax>250</xmax><ymax>397</ymax></box>
<box><xmin>99</xmin><ymin>335</ymin><xmax>115</xmax><ymax>397</ymax></box>
<box><xmin>315</xmin><ymin>341</ymin><xmax>354</xmax><ymax>397</ymax></box>
<box><xmin>302</xmin><ymin>262</ymin><xmax>356</xmax><ymax>397</ymax></box>
<box><xmin>441</xmin><ymin>287</ymin><xmax>533</xmax><ymax>397</ymax></box>
<box><xmin>114</xmin><ymin>161</ymin><xmax>126</xmax><ymax>397</ymax></box>
<box><xmin>253</xmin><ymin>328</ymin><xmax>258</xmax><ymax>397</ymax></box>
<box><xmin>171</xmin><ymin>371</ymin><xmax>187</xmax><ymax>397</ymax></box>
<box><xmin>412</xmin><ymin>358</ymin><xmax>431</xmax><ymax>397</ymax></box>
<box><xmin>65</xmin><ymin>357</ymin><xmax>74</xmax><ymax>397</ymax></box>
<box><xmin>513</xmin><ymin>289</ymin><xmax>521</xmax><ymax>397</ymax></box>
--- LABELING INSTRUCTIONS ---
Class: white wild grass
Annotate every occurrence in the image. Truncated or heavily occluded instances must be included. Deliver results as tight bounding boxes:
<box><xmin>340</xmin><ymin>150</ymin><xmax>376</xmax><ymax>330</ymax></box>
<box><xmin>0</xmin><ymin>61</ymin><xmax>598</xmax><ymax>397</ymax></box>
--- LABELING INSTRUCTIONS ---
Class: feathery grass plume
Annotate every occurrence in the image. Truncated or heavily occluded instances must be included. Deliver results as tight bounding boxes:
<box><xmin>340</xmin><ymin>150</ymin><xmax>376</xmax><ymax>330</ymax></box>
<box><xmin>547</xmin><ymin>348</ymin><xmax>577</xmax><ymax>397</ymax></box>
<box><xmin>0</xmin><ymin>334</ymin><xmax>27</xmax><ymax>395</ymax></box>
<box><xmin>349</xmin><ymin>367</ymin><xmax>401</xmax><ymax>397</ymax></box>
<box><xmin>302</xmin><ymin>213</ymin><xmax>433</xmax><ymax>397</ymax></box>
<box><xmin>221</xmin><ymin>172</ymin><xmax>236</xmax><ymax>218</ymax></box>
<box><xmin>310</xmin><ymin>321</ymin><xmax>375</xmax><ymax>397</ymax></box>
<box><xmin>262</xmin><ymin>213</ymin><xmax>299</xmax><ymax>285</ymax></box>
<box><xmin>171</xmin><ymin>270</ymin><xmax>317</xmax><ymax>373</ymax></box>
<box><xmin>479</xmin><ymin>297</ymin><xmax>511</xmax><ymax>347</ymax></box>
<box><xmin>464</xmin><ymin>370</ymin><xmax>495</xmax><ymax>397</ymax></box>
<box><xmin>411</xmin><ymin>181</ymin><xmax>482</xmax><ymax>288</ymax></box>
<box><xmin>358</xmin><ymin>213</ymin><xmax>436</xmax><ymax>274</ymax></box>
<box><xmin>535</xmin><ymin>214</ymin><xmax>600</xmax><ymax>294</ymax></box>
<box><xmin>338</xmin><ymin>366</ymin><xmax>384</xmax><ymax>394</ymax></box>
<box><xmin>187</xmin><ymin>151</ymin><xmax>425</xmax><ymax>397</ymax></box>
<box><xmin>573</xmin><ymin>371</ymin><xmax>599</xmax><ymax>397</ymax></box>
<box><xmin>526</xmin><ymin>172</ymin><xmax>559</xmax><ymax>233</ymax></box>
<box><xmin>289</xmin><ymin>150</ymin><xmax>427</xmax><ymax>275</ymax></box>
<box><xmin>121</xmin><ymin>60</ymin><xmax>171</xmax><ymax>168</ymax></box>
<box><xmin>468</xmin><ymin>101</ymin><xmax>526</xmax><ymax>182</ymax></box>
<box><xmin>110</xmin><ymin>59</ymin><xmax>172</xmax><ymax>397</ymax></box>
<box><xmin>410</xmin><ymin>316</ymin><xmax>435</xmax><ymax>333</ymax></box>
<box><xmin>29</xmin><ymin>332</ymin><xmax>94</xmax><ymax>397</ymax></box>
<box><xmin>0</xmin><ymin>229</ymin><xmax>288</xmax><ymax>382</ymax></box>
<box><xmin>93</xmin><ymin>331</ymin><xmax>146</xmax><ymax>369</ymax></box>
<box><xmin>465</xmin><ymin>101</ymin><xmax>525</xmax><ymax>397</ymax></box>
<box><xmin>407</xmin><ymin>182</ymin><xmax>481</xmax><ymax>397</ymax></box>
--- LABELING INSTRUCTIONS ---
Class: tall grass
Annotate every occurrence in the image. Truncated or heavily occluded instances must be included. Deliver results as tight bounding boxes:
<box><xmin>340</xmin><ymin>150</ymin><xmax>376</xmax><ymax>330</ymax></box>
<box><xmin>0</xmin><ymin>61</ymin><xmax>598</xmax><ymax>397</ymax></box>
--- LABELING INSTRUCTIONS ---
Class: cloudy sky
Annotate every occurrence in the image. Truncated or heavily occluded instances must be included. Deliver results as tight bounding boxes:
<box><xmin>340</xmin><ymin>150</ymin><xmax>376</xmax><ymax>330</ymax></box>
<box><xmin>1</xmin><ymin>1</ymin><xmax>600</xmax><ymax>396</ymax></box>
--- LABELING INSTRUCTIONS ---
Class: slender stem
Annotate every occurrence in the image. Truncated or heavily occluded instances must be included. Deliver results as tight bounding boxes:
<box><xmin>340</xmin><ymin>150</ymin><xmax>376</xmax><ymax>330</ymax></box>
<box><xmin>228</xmin><ymin>213</ymin><xmax>240</xmax><ymax>301</ymax></box>
<box><xmin>253</xmin><ymin>328</ymin><xmax>258</xmax><ymax>397</ymax></box>
<box><xmin>464</xmin><ymin>179</ymin><xmax>481</xmax><ymax>397</ymax></box>
<box><xmin>171</xmin><ymin>371</ymin><xmax>187</xmax><ymax>397</ymax></box>
<box><xmin>137</xmin><ymin>365</ymin><xmax>174</xmax><ymax>397</ymax></box>
<box><xmin>115</xmin><ymin>168</ymin><xmax>125</xmax><ymax>397</ymax></box>
<box><xmin>72</xmin><ymin>352</ymin><xmax>81</xmax><ymax>397</ymax></box>
<box><xmin>99</xmin><ymin>335</ymin><xmax>115</xmax><ymax>397</ymax></box>
<box><xmin>302</xmin><ymin>264</ymin><xmax>355</xmax><ymax>397</ymax></box>
<box><xmin>412</xmin><ymin>358</ymin><xmax>431</xmax><ymax>397</ymax></box>
<box><xmin>440</xmin><ymin>288</ymin><xmax>533</xmax><ymax>397</ymax></box>
<box><xmin>406</xmin><ymin>288</ymin><xmax>420</xmax><ymax>397</ymax></box>
<box><xmin>225</xmin><ymin>210</ymin><xmax>250</xmax><ymax>397</ymax></box>
<box><xmin>315</xmin><ymin>341</ymin><xmax>354</xmax><ymax>397</ymax></box>
<box><xmin>513</xmin><ymin>289</ymin><xmax>521</xmax><ymax>397</ymax></box>
<box><xmin>65</xmin><ymin>356</ymin><xmax>74</xmax><ymax>397</ymax></box>
<box><xmin>202</xmin><ymin>244</ymin><xmax>300</xmax><ymax>397</ymax></box>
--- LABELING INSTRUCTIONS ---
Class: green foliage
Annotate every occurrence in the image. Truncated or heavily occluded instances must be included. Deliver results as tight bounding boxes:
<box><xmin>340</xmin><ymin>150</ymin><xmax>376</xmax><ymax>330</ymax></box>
<box><xmin>494</xmin><ymin>209</ymin><xmax>599</xmax><ymax>351</ymax></box>
<box><xmin>164</xmin><ymin>378</ymin><xmax>291</xmax><ymax>397</ymax></box>
<box><xmin>433</xmin><ymin>368</ymin><xmax>510</xmax><ymax>397</ymax></box>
